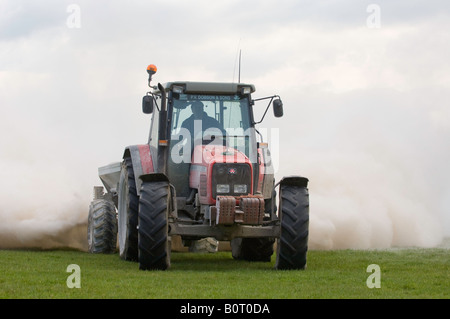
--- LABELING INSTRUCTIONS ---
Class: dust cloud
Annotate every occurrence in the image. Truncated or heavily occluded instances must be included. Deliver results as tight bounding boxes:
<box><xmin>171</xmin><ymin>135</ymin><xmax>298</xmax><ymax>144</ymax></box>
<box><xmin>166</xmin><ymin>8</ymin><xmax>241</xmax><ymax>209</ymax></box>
<box><xmin>277</xmin><ymin>89</ymin><xmax>448</xmax><ymax>250</ymax></box>
<box><xmin>0</xmin><ymin>114</ymin><xmax>90</xmax><ymax>251</ymax></box>
<box><xmin>0</xmin><ymin>175</ymin><xmax>89</xmax><ymax>251</ymax></box>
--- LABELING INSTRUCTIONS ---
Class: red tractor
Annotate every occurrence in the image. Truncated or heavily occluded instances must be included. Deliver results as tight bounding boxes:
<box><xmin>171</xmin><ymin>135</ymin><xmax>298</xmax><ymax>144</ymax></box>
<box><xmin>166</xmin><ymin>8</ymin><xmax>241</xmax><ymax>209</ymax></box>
<box><xmin>87</xmin><ymin>65</ymin><xmax>309</xmax><ymax>270</ymax></box>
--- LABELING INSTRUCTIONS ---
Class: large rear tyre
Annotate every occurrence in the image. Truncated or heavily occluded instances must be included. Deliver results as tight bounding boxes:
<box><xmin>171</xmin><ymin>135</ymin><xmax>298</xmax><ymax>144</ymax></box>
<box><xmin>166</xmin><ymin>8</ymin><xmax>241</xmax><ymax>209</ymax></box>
<box><xmin>275</xmin><ymin>184</ymin><xmax>309</xmax><ymax>270</ymax></box>
<box><xmin>117</xmin><ymin>158</ymin><xmax>139</xmax><ymax>261</ymax></box>
<box><xmin>138</xmin><ymin>181</ymin><xmax>171</xmax><ymax>270</ymax></box>
<box><xmin>87</xmin><ymin>199</ymin><xmax>117</xmax><ymax>253</ymax></box>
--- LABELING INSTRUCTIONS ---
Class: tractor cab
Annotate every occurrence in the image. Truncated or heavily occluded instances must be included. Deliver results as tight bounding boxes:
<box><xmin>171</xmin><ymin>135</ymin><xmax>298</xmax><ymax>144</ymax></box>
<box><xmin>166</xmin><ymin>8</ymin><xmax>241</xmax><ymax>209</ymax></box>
<box><xmin>144</xmin><ymin>77</ymin><xmax>283</xmax><ymax>222</ymax></box>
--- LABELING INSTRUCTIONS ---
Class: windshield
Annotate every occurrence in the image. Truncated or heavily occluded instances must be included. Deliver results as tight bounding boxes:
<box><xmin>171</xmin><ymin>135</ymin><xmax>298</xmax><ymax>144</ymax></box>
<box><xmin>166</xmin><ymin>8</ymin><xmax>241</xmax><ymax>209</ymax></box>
<box><xmin>170</xmin><ymin>93</ymin><xmax>252</xmax><ymax>155</ymax></box>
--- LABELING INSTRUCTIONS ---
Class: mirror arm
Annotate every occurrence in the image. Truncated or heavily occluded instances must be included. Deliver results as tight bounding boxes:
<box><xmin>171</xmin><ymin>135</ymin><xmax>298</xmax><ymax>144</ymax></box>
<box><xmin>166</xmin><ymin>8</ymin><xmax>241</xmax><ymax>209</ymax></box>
<box><xmin>252</xmin><ymin>95</ymin><xmax>279</xmax><ymax>125</ymax></box>
<box><xmin>253</xmin><ymin>97</ymin><xmax>274</xmax><ymax>125</ymax></box>
<box><xmin>252</xmin><ymin>94</ymin><xmax>280</xmax><ymax>103</ymax></box>
<box><xmin>149</xmin><ymin>93</ymin><xmax>161</xmax><ymax>112</ymax></box>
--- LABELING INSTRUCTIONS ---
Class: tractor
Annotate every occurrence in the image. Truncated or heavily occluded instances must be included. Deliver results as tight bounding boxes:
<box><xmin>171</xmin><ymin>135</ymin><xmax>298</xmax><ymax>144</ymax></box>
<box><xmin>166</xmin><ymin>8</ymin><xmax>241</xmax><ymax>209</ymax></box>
<box><xmin>87</xmin><ymin>64</ymin><xmax>309</xmax><ymax>270</ymax></box>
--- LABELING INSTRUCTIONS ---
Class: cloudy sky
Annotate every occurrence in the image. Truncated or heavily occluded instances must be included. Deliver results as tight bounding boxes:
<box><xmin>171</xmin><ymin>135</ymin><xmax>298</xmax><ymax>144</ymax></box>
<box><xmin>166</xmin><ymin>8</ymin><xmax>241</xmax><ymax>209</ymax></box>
<box><xmin>1</xmin><ymin>0</ymin><xmax>449</xmax><ymax>249</ymax></box>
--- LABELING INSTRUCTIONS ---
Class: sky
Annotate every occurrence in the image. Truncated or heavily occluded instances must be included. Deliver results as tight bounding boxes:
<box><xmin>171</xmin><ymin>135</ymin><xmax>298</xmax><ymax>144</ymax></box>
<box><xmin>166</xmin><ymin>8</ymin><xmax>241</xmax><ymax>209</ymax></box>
<box><xmin>0</xmin><ymin>0</ymin><xmax>449</xmax><ymax>249</ymax></box>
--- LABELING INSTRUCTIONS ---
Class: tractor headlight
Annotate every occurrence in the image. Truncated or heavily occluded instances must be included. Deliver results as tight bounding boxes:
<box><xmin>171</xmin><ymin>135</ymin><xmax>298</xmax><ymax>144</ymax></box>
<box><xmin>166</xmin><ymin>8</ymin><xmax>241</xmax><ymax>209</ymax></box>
<box><xmin>233</xmin><ymin>184</ymin><xmax>247</xmax><ymax>194</ymax></box>
<box><xmin>216</xmin><ymin>184</ymin><xmax>230</xmax><ymax>194</ymax></box>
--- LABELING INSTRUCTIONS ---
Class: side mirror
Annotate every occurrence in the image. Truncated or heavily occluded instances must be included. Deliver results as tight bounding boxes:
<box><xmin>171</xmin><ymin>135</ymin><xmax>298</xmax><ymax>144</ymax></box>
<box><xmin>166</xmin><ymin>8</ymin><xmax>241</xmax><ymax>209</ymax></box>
<box><xmin>142</xmin><ymin>95</ymin><xmax>154</xmax><ymax>114</ymax></box>
<box><xmin>273</xmin><ymin>99</ymin><xmax>283</xmax><ymax>117</ymax></box>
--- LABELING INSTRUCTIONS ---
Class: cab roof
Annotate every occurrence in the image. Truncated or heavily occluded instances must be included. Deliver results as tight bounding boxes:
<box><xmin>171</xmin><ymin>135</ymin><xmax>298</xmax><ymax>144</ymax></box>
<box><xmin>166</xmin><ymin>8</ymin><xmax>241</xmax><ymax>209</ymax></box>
<box><xmin>153</xmin><ymin>81</ymin><xmax>256</xmax><ymax>95</ymax></box>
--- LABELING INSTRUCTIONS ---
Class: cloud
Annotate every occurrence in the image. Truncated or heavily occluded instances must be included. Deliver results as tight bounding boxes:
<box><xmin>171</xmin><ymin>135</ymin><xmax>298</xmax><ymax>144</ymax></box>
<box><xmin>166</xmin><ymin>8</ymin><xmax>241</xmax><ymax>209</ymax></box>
<box><xmin>0</xmin><ymin>1</ymin><xmax>67</xmax><ymax>40</ymax></box>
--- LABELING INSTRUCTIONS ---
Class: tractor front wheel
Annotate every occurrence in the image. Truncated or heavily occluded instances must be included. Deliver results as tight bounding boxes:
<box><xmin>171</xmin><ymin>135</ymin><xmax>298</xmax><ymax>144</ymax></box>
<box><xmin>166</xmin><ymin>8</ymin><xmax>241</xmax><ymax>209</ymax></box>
<box><xmin>138</xmin><ymin>181</ymin><xmax>171</xmax><ymax>270</ymax></box>
<box><xmin>275</xmin><ymin>182</ymin><xmax>309</xmax><ymax>270</ymax></box>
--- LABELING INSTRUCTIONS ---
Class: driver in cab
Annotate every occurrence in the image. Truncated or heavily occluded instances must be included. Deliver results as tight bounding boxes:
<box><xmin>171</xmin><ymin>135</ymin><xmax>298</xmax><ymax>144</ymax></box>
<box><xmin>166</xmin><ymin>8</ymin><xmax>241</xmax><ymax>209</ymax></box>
<box><xmin>181</xmin><ymin>101</ymin><xmax>226</xmax><ymax>144</ymax></box>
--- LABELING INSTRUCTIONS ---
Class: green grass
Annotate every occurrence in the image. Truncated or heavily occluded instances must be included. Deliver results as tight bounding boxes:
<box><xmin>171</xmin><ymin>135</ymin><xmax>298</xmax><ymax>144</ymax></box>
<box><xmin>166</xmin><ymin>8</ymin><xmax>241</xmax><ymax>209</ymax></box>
<box><xmin>0</xmin><ymin>248</ymin><xmax>448</xmax><ymax>299</ymax></box>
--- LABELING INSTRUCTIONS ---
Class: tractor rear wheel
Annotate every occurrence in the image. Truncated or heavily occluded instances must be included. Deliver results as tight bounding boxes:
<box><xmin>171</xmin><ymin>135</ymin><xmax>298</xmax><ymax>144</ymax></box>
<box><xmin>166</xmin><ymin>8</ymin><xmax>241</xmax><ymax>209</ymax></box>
<box><xmin>275</xmin><ymin>184</ymin><xmax>309</xmax><ymax>270</ymax></box>
<box><xmin>87</xmin><ymin>199</ymin><xmax>117</xmax><ymax>253</ymax></box>
<box><xmin>117</xmin><ymin>158</ymin><xmax>139</xmax><ymax>261</ymax></box>
<box><xmin>138</xmin><ymin>181</ymin><xmax>171</xmax><ymax>270</ymax></box>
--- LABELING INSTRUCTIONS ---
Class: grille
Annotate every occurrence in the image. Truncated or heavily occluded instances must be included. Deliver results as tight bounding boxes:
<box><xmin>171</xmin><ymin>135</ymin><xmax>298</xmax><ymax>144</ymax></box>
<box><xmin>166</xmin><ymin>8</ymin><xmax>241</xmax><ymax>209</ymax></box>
<box><xmin>211</xmin><ymin>163</ymin><xmax>251</xmax><ymax>198</ymax></box>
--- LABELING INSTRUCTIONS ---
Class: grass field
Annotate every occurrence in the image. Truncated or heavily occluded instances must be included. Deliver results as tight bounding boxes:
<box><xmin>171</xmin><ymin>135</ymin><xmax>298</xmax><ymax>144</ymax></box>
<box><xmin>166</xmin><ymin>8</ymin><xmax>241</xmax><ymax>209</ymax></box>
<box><xmin>0</xmin><ymin>248</ymin><xmax>448</xmax><ymax>299</ymax></box>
